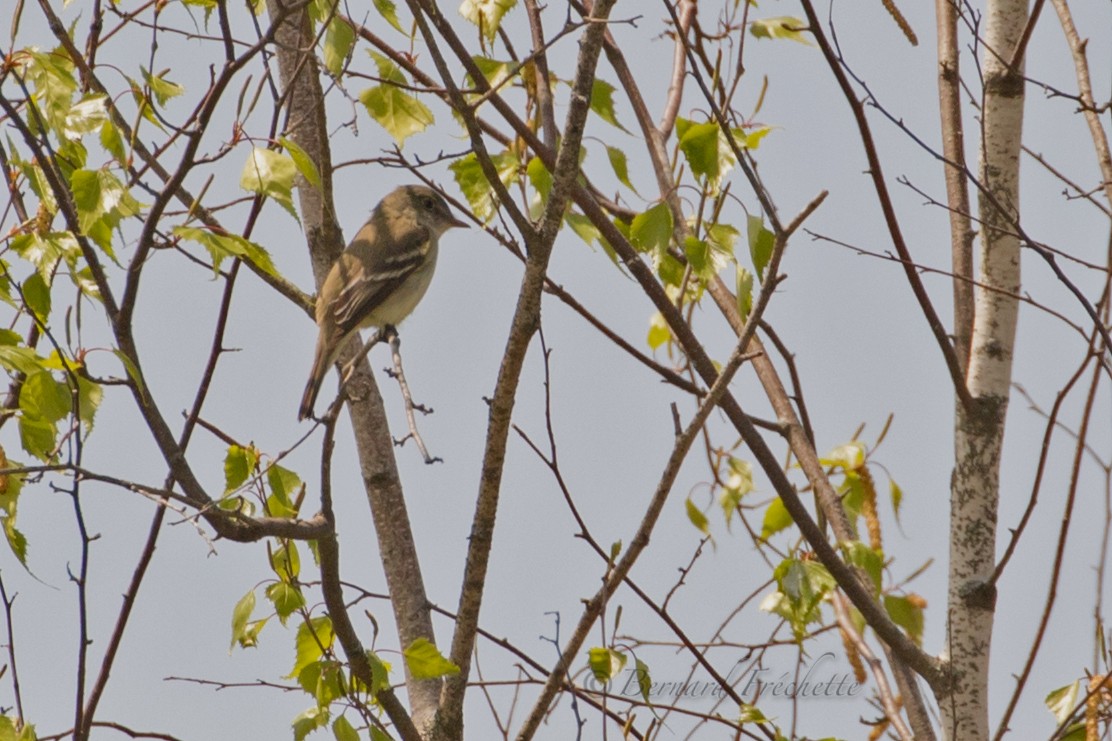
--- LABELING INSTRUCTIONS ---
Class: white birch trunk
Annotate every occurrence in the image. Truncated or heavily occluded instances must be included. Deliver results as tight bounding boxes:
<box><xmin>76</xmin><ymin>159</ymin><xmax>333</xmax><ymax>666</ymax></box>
<box><xmin>943</xmin><ymin>0</ymin><xmax>1027</xmax><ymax>737</ymax></box>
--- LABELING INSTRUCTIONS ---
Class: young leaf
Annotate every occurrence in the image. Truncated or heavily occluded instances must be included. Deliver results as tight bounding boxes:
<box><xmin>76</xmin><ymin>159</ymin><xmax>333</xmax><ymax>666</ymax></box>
<box><xmin>332</xmin><ymin>715</ymin><xmax>360</xmax><ymax>741</ymax></box>
<box><xmin>280</xmin><ymin>137</ymin><xmax>322</xmax><ymax>190</ymax></box>
<box><xmin>735</xmin><ymin>265</ymin><xmax>753</xmax><ymax>321</ymax></box>
<box><xmin>449</xmin><ymin>150</ymin><xmax>520</xmax><ymax>223</ymax></box>
<box><xmin>359</xmin><ymin>52</ymin><xmax>434</xmax><ymax>147</ymax></box>
<box><xmin>230</xmin><ymin>589</ymin><xmax>257</xmax><ymax>651</ymax></box>
<box><xmin>404</xmin><ymin>637</ymin><xmax>461</xmax><ymax>679</ymax></box>
<box><xmin>266</xmin><ymin>582</ymin><xmax>306</xmax><ymax>625</ymax></box>
<box><xmin>589</xmin><ymin>79</ymin><xmax>627</xmax><ymax>131</ymax></box>
<box><xmin>459</xmin><ymin>0</ymin><xmax>517</xmax><ymax>42</ymax></box>
<box><xmin>141</xmin><ymin>66</ymin><xmax>185</xmax><ymax>105</ymax></box>
<box><xmin>634</xmin><ymin>659</ymin><xmax>653</xmax><ymax>705</ymax></box>
<box><xmin>630</xmin><ymin>202</ymin><xmax>673</xmax><ymax>254</ymax></box>
<box><xmin>292</xmin><ymin>707</ymin><xmax>329</xmax><ymax>741</ymax></box>
<box><xmin>288</xmin><ymin>616</ymin><xmax>334</xmax><ymax>679</ymax></box>
<box><xmin>749</xmin><ymin>16</ymin><xmax>812</xmax><ymax>45</ymax></box>
<box><xmin>323</xmin><ymin>16</ymin><xmax>355</xmax><ymax>77</ymax></box>
<box><xmin>270</xmin><ymin>541</ymin><xmax>301</xmax><ymax>582</ymax></box>
<box><xmin>373</xmin><ymin>0</ymin><xmax>407</xmax><ymax>35</ymax></box>
<box><xmin>646</xmin><ymin>311</ymin><xmax>671</xmax><ymax>350</ymax></box>
<box><xmin>587</xmin><ymin>646</ymin><xmax>626</xmax><ymax>683</ymax></box>
<box><xmin>884</xmin><ymin>594</ymin><xmax>925</xmax><ymax>645</ymax></box>
<box><xmin>747</xmin><ymin>215</ymin><xmax>775</xmax><ymax>281</ymax></box>
<box><xmin>685</xmin><ymin>497</ymin><xmax>710</xmax><ymax>536</ymax></box>
<box><xmin>239</xmin><ymin>147</ymin><xmax>299</xmax><ymax>222</ymax></box>
<box><xmin>21</xmin><ymin>272</ymin><xmax>51</xmax><ymax>323</ymax></box>
<box><xmin>223</xmin><ymin>444</ymin><xmax>257</xmax><ymax>493</ymax></box>
<box><xmin>173</xmin><ymin>225</ymin><xmax>279</xmax><ymax>277</ymax></box>
<box><xmin>760</xmin><ymin>497</ymin><xmax>792</xmax><ymax>540</ymax></box>
<box><xmin>605</xmin><ymin>145</ymin><xmax>637</xmax><ymax>193</ymax></box>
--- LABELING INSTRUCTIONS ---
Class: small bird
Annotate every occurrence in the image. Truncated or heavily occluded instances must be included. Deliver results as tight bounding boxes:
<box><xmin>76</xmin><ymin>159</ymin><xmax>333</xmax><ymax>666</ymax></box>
<box><xmin>298</xmin><ymin>185</ymin><xmax>468</xmax><ymax>420</ymax></box>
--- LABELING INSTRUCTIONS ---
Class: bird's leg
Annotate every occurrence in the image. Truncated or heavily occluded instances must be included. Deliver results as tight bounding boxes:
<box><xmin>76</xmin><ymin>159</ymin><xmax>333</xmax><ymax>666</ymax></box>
<box><xmin>385</xmin><ymin>327</ymin><xmax>441</xmax><ymax>464</ymax></box>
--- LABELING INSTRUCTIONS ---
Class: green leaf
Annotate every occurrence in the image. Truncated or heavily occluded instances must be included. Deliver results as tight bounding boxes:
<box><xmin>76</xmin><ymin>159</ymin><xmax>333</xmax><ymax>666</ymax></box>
<box><xmin>173</xmin><ymin>225</ymin><xmax>279</xmax><ymax>277</ymax></box>
<box><xmin>230</xmin><ymin>589</ymin><xmax>257</xmax><ymax>651</ymax></box>
<box><xmin>526</xmin><ymin>156</ymin><xmax>552</xmax><ymax>220</ymax></box>
<box><xmin>884</xmin><ymin>594</ymin><xmax>924</xmax><ymax>645</ymax></box>
<box><xmin>298</xmin><ymin>658</ymin><xmax>346</xmax><ymax>708</ymax></box>
<box><xmin>239</xmin><ymin>147</ymin><xmax>299</xmax><ymax>222</ymax></box>
<box><xmin>267</xmin><ymin>582</ymin><xmax>306</xmax><ymax>625</ymax></box>
<box><xmin>266</xmin><ymin>583</ymin><xmax>306</xmax><ymax>623</ymax></box>
<box><xmin>741</xmin><ymin>125</ymin><xmax>773</xmax><ymax>150</ymax></box>
<box><xmin>100</xmin><ymin>120</ymin><xmax>126</xmax><ymax>163</ymax></box>
<box><xmin>223</xmin><ymin>444</ymin><xmax>257</xmax><ymax>493</ymax></box>
<box><xmin>747</xmin><ymin>215</ymin><xmax>775</xmax><ymax>281</ymax></box>
<box><xmin>449</xmin><ymin>150</ymin><xmax>520</xmax><ymax>223</ymax></box>
<box><xmin>719</xmin><ymin>458</ymin><xmax>754</xmax><ymax>524</ymax></box>
<box><xmin>403</xmin><ymin>637</ymin><xmax>460</xmax><ymax>679</ymax></box>
<box><xmin>333</xmin><ymin>715</ymin><xmax>360</xmax><ymax>741</ymax></box>
<box><xmin>360</xmin><ymin>52</ymin><xmax>434</xmax><ymax>147</ymax></box>
<box><xmin>280</xmin><ymin>137</ymin><xmax>322</xmax><ymax>190</ymax></box>
<box><xmin>459</xmin><ymin>0</ymin><xmax>517</xmax><ymax>42</ymax></box>
<box><xmin>21</xmin><ymin>272</ymin><xmax>51</xmax><ymax>323</ymax></box>
<box><xmin>630</xmin><ymin>202</ymin><xmax>673</xmax><ymax>254</ymax></box>
<box><xmin>685</xmin><ymin>496</ymin><xmax>710</xmax><ymax>536</ymax></box>
<box><xmin>768</xmin><ymin>557</ymin><xmax>836</xmax><ymax>640</ymax></box>
<box><xmin>323</xmin><ymin>16</ymin><xmax>355</xmax><ymax>77</ymax></box>
<box><xmin>13</xmin><ymin>232</ymin><xmax>82</xmax><ymax>279</ymax></box>
<box><xmin>706</xmin><ymin>222</ymin><xmax>739</xmax><ymax>259</ymax></box>
<box><xmin>469</xmin><ymin>55</ymin><xmax>514</xmax><ymax>89</ymax></box>
<box><xmin>676</xmin><ymin>117</ymin><xmax>736</xmax><ymax>193</ymax></box>
<box><xmin>634</xmin><ymin>659</ymin><xmax>653</xmax><ymax>705</ymax></box>
<box><xmin>270</xmin><ymin>541</ymin><xmax>301</xmax><ymax>582</ymax></box>
<box><xmin>605</xmin><ymin>145</ymin><xmax>637</xmax><ymax>193</ymax></box>
<box><xmin>739</xmin><ymin>703</ymin><xmax>771</xmax><ymax>724</ymax></box>
<box><xmin>646</xmin><ymin>311</ymin><xmax>671</xmax><ymax>350</ymax></box>
<box><xmin>373</xmin><ymin>0</ymin><xmax>407</xmax><ymax>35</ymax></box>
<box><xmin>364</xmin><ymin>651</ymin><xmax>393</xmax><ymax>695</ymax></box>
<box><xmin>18</xmin><ymin>414</ymin><xmax>55</xmax><ymax>461</ymax></box>
<box><xmin>1046</xmin><ymin>681</ymin><xmax>1081</xmax><ymax>724</ymax></box>
<box><xmin>587</xmin><ymin>646</ymin><xmax>626</xmax><ymax>683</ymax></box>
<box><xmin>267</xmin><ymin>464</ymin><xmax>302</xmax><ymax>518</ymax></box>
<box><xmin>3</xmin><ymin>516</ymin><xmax>29</xmax><ymax>567</ymax></box>
<box><xmin>20</xmin><ymin>371</ymin><xmax>71</xmax><ymax>424</ymax></box>
<box><xmin>141</xmin><ymin>66</ymin><xmax>185</xmax><ymax>105</ymax></box>
<box><xmin>677</xmin><ymin>121</ymin><xmax>721</xmax><ymax>180</ymax></box>
<box><xmin>64</xmin><ymin>94</ymin><xmax>108</xmax><ymax>139</ymax></box>
<box><xmin>565</xmin><ymin>212</ymin><xmax>601</xmax><ymax>248</ymax></box>
<box><xmin>288</xmin><ymin>616</ymin><xmax>334</xmax><ymax>679</ymax></box>
<box><xmin>292</xmin><ymin>707</ymin><xmax>329</xmax><ymax>741</ymax></box>
<box><xmin>589</xmin><ymin>79</ymin><xmax>627</xmax><ymax>131</ymax></box>
<box><xmin>760</xmin><ymin>497</ymin><xmax>792</xmax><ymax>540</ymax></box>
<box><xmin>820</xmin><ymin>442</ymin><xmax>867</xmax><ymax>470</ymax></box>
<box><xmin>889</xmin><ymin>478</ymin><xmax>903</xmax><ymax>520</ymax></box>
<box><xmin>750</xmin><ymin>16</ymin><xmax>812</xmax><ymax>44</ymax></box>
<box><xmin>76</xmin><ymin>375</ymin><xmax>102</xmax><ymax>432</ymax></box>
<box><xmin>112</xmin><ymin>349</ymin><xmax>146</xmax><ymax>396</ymax></box>
<box><xmin>841</xmin><ymin>540</ymin><xmax>883</xmax><ymax>594</ymax></box>
<box><xmin>735</xmin><ymin>265</ymin><xmax>753</xmax><ymax>321</ymax></box>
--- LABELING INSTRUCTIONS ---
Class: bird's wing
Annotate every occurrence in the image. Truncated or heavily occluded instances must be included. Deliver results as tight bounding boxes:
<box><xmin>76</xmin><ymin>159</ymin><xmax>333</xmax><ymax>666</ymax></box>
<box><xmin>331</xmin><ymin>223</ymin><xmax>431</xmax><ymax>333</ymax></box>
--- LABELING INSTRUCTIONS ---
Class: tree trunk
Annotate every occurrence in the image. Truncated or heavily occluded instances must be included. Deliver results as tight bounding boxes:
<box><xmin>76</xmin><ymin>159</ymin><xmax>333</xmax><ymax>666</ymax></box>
<box><xmin>943</xmin><ymin>0</ymin><xmax>1027</xmax><ymax>736</ymax></box>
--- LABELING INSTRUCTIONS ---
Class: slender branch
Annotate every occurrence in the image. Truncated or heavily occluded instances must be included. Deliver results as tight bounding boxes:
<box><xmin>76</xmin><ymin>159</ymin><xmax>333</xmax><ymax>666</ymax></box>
<box><xmin>412</xmin><ymin>3</ymin><xmax>620</xmax><ymax>736</ymax></box>
<box><xmin>516</xmin><ymin>337</ymin><xmax>756</xmax><ymax>740</ymax></box>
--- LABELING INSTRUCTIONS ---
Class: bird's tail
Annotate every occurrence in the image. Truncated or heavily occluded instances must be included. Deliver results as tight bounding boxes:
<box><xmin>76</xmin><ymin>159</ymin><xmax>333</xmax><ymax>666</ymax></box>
<box><xmin>298</xmin><ymin>340</ymin><xmax>329</xmax><ymax>421</ymax></box>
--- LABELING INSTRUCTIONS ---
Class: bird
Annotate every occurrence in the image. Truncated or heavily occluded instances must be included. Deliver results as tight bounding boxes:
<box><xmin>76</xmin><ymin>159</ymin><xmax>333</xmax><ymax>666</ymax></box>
<box><xmin>298</xmin><ymin>184</ymin><xmax>468</xmax><ymax>420</ymax></box>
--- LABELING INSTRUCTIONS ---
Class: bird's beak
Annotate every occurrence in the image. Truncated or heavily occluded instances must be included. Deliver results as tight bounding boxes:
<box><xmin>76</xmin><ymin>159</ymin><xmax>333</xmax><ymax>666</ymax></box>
<box><xmin>448</xmin><ymin>213</ymin><xmax>470</xmax><ymax>229</ymax></box>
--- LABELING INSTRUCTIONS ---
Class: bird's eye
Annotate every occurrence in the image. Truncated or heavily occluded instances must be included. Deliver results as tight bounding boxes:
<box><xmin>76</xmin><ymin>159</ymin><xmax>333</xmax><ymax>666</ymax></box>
<box><xmin>421</xmin><ymin>196</ymin><xmax>435</xmax><ymax>210</ymax></box>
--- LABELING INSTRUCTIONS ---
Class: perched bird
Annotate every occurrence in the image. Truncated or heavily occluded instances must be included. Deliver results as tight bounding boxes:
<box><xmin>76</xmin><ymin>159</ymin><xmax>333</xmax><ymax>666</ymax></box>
<box><xmin>298</xmin><ymin>185</ymin><xmax>468</xmax><ymax>420</ymax></box>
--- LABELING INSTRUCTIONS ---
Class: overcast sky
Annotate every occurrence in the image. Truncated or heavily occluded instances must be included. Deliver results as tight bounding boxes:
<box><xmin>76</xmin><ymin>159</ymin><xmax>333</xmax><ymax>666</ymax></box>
<box><xmin>3</xmin><ymin>1</ymin><xmax>1111</xmax><ymax>739</ymax></box>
